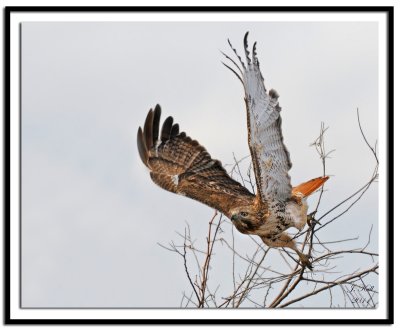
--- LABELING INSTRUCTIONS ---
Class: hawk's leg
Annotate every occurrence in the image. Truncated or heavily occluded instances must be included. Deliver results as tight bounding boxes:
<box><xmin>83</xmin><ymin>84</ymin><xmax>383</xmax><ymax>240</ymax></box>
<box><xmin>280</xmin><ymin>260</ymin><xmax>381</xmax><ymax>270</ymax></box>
<box><xmin>261</xmin><ymin>233</ymin><xmax>313</xmax><ymax>270</ymax></box>
<box><xmin>296</xmin><ymin>251</ymin><xmax>313</xmax><ymax>270</ymax></box>
<box><xmin>307</xmin><ymin>210</ymin><xmax>321</xmax><ymax>227</ymax></box>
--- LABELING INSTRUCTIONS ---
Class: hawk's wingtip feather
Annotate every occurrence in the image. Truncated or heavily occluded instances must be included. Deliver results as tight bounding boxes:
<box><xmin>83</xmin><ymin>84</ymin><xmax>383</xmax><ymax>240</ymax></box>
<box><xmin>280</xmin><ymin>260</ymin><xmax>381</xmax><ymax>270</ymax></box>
<box><xmin>143</xmin><ymin>109</ymin><xmax>154</xmax><ymax>150</ymax></box>
<box><xmin>161</xmin><ymin>116</ymin><xmax>174</xmax><ymax>142</ymax></box>
<box><xmin>152</xmin><ymin>105</ymin><xmax>162</xmax><ymax>144</ymax></box>
<box><xmin>137</xmin><ymin>126</ymin><xmax>149</xmax><ymax>166</ymax></box>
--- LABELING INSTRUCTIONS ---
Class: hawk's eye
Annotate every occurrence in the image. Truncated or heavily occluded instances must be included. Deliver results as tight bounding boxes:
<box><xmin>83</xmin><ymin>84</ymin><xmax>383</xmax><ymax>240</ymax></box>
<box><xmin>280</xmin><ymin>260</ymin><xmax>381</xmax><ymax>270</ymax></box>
<box><xmin>240</xmin><ymin>212</ymin><xmax>249</xmax><ymax>217</ymax></box>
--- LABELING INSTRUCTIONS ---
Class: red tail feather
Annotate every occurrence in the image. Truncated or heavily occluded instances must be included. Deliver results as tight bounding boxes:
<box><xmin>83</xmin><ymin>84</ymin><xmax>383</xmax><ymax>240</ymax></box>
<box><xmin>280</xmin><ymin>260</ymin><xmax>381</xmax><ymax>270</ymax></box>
<box><xmin>292</xmin><ymin>176</ymin><xmax>329</xmax><ymax>198</ymax></box>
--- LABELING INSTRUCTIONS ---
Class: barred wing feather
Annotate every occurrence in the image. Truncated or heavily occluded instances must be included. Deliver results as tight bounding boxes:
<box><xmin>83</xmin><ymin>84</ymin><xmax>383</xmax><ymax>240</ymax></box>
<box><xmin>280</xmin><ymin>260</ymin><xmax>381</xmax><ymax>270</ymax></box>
<box><xmin>222</xmin><ymin>32</ymin><xmax>292</xmax><ymax>203</ymax></box>
<box><xmin>137</xmin><ymin>105</ymin><xmax>255</xmax><ymax>218</ymax></box>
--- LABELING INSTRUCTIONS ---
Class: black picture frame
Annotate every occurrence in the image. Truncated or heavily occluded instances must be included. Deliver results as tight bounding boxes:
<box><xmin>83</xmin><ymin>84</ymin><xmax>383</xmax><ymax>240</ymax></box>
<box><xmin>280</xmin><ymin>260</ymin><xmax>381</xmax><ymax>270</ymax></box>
<box><xmin>4</xmin><ymin>5</ymin><xmax>394</xmax><ymax>325</ymax></box>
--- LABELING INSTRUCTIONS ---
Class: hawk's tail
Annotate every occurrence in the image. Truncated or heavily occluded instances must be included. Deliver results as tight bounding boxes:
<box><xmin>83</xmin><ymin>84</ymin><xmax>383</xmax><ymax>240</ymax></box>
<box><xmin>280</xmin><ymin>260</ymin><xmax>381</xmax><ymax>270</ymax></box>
<box><xmin>292</xmin><ymin>176</ymin><xmax>329</xmax><ymax>198</ymax></box>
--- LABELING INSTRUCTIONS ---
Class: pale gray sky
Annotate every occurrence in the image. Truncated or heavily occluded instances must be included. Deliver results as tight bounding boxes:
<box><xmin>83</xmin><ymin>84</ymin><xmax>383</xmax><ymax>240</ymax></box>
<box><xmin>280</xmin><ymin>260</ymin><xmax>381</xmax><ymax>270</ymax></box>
<box><xmin>21</xmin><ymin>21</ymin><xmax>379</xmax><ymax>307</ymax></box>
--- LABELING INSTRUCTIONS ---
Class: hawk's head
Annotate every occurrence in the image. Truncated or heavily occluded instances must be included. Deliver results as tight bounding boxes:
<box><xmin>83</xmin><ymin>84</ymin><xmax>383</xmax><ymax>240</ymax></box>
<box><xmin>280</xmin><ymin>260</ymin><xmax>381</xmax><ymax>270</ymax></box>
<box><xmin>229</xmin><ymin>207</ymin><xmax>261</xmax><ymax>234</ymax></box>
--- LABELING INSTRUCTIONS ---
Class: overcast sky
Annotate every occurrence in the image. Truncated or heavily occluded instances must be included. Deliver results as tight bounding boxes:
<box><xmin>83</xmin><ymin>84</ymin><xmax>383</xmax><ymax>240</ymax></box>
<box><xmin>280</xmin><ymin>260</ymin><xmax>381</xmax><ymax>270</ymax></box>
<box><xmin>21</xmin><ymin>21</ymin><xmax>379</xmax><ymax>307</ymax></box>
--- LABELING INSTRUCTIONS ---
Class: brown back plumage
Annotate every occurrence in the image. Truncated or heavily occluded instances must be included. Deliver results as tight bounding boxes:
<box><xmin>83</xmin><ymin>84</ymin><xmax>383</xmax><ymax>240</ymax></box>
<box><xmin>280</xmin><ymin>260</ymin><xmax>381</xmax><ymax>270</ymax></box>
<box><xmin>137</xmin><ymin>105</ymin><xmax>255</xmax><ymax>217</ymax></box>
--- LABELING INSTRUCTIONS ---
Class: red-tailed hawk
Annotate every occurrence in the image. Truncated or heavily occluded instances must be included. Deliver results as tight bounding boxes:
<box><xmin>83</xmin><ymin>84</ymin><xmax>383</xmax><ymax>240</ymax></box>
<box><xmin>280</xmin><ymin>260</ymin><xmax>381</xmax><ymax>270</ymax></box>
<box><xmin>137</xmin><ymin>32</ymin><xmax>328</xmax><ymax>269</ymax></box>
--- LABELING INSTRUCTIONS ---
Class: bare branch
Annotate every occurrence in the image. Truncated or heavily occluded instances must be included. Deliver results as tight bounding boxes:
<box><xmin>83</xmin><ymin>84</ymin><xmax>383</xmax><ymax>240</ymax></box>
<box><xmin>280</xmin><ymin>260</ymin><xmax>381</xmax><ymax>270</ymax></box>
<box><xmin>278</xmin><ymin>265</ymin><xmax>378</xmax><ymax>308</ymax></box>
<box><xmin>159</xmin><ymin>108</ymin><xmax>378</xmax><ymax>309</ymax></box>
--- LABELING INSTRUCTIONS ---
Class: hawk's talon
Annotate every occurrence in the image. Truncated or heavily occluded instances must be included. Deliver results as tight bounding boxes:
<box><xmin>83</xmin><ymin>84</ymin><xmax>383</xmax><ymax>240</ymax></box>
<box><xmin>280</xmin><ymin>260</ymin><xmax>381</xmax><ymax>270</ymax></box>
<box><xmin>298</xmin><ymin>252</ymin><xmax>313</xmax><ymax>270</ymax></box>
<box><xmin>307</xmin><ymin>210</ymin><xmax>320</xmax><ymax>227</ymax></box>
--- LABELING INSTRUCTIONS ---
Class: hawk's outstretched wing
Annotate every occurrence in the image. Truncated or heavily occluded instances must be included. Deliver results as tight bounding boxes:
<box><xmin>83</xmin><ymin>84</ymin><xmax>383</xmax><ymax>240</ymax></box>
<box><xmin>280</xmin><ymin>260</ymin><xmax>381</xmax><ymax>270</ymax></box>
<box><xmin>222</xmin><ymin>32</ymin><xmax>292</xmax><ymax>203</ymax></box>
<box><xmin>137</xmin><ymin>105</ymin><xmax>255</xmax><ymax>218</ymax></box>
